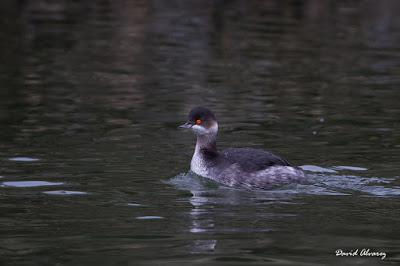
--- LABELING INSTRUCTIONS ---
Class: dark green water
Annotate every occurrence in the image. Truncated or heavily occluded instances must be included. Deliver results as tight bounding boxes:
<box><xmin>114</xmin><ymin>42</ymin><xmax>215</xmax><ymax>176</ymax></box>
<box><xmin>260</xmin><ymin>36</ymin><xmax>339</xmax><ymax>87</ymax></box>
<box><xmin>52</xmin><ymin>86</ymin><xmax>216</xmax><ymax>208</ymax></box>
<box><xmin>1</xmin><ymin>1</ymin><xmax>400</xmax><ymax>265</ymax></box>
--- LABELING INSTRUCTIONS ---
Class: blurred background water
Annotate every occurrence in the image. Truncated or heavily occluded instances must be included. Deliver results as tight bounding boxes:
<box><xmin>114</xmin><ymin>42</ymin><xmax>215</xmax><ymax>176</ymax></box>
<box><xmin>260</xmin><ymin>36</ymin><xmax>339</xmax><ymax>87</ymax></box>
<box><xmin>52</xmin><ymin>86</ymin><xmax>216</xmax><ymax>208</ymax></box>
<box><xmin>0</xmin><ymin>0</ymin><xmax>399</xmax><ymax>265</ymax></box>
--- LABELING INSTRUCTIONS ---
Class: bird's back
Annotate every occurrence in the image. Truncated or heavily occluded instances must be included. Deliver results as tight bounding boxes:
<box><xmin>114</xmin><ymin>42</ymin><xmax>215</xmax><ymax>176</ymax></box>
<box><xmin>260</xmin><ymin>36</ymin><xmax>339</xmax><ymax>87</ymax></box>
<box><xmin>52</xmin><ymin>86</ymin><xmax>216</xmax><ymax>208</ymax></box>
<box><xmin>222</xmin><ymin>148</ymin><xmax>291</xmax><ymax>172</ymax></box>
<box><xmin>210</xmin><ymin>148</ymin><xmax>304</xmax><ymax>189</ymax></box>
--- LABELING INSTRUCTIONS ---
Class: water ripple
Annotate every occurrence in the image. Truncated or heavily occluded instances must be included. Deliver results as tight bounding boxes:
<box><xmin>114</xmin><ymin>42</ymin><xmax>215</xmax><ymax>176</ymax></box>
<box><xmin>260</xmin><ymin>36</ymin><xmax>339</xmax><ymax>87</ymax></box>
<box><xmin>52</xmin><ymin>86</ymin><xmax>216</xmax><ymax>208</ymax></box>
<box><xmin>43</xmin><ymin>190</ymin><xmax>88</xmax><ymax>196</ymax></box>
<box><xmin>135</xmin><ymin>216</ymin><xmax>164</xmax><ymax>220</ymax></box>
<box><xmin>8</xmin><ymin>157</ymin><xmax>40</xmax><ymax>162</ymax></box>
<box><xmin>2</xmin><ymin>181</ymin><xmax>63</xmax><ymax>188</ymax></box>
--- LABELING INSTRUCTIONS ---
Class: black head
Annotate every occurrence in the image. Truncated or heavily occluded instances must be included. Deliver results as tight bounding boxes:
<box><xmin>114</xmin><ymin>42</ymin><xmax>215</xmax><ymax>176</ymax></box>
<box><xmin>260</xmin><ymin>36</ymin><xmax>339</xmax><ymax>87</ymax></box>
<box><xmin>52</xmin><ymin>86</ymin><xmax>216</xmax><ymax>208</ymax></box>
<box><xmin>179</xmin><ymin>107</ymin><xmax>218</xmax><ymax>135</ymax></box>
<box><xmin>188</xmin><ymin>107</ymin><xmax>216</xmax><ymax>124</ymax></box>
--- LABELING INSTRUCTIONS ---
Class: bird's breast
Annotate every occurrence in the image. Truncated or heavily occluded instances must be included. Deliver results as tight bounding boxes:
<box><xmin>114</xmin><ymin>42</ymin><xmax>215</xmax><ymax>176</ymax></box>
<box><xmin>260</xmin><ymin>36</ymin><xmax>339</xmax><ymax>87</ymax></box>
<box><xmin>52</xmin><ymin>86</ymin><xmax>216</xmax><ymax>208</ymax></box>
<box><xmin>190</xmin><ymin>152</ymin><xmax>209</xmax><ymax>178</ymax></box>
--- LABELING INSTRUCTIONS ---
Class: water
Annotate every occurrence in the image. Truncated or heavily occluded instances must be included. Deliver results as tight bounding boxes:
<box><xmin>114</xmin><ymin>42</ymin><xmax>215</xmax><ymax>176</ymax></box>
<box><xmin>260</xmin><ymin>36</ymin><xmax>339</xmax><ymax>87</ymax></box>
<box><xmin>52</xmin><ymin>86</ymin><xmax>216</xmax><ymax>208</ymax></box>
<box><xmin>1</xmin><ymin>1</ymin><xmax>400</xmax><ymax>265</ymax></box>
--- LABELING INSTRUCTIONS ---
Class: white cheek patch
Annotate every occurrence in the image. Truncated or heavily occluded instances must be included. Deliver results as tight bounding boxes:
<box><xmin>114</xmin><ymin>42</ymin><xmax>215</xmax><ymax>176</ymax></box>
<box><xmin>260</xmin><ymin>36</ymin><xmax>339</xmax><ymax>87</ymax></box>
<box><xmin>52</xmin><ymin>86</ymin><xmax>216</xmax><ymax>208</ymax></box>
<box><xmin>209</xmin><ymin>122</ymin><xmax>218</xmax><ymax>134</ymax></box>
<box><xmin>192</xmin><ymin>125</ymin><xmax>208</xmax><ymax>135</ymax></box>
<box><xmin>192</xmin><ymin>122</ymin><xmax>218</xmax><ymax>136</ymax></box>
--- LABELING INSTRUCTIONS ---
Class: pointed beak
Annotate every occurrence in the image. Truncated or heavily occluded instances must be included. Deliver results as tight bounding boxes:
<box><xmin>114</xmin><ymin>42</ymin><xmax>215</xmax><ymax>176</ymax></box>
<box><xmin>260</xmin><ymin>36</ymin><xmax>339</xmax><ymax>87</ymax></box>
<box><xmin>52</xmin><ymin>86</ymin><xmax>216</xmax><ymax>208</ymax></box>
<box><xmin>178</xmin><ymin>122</ymin><xmax>193</xmax><ymax>129</ymax></box>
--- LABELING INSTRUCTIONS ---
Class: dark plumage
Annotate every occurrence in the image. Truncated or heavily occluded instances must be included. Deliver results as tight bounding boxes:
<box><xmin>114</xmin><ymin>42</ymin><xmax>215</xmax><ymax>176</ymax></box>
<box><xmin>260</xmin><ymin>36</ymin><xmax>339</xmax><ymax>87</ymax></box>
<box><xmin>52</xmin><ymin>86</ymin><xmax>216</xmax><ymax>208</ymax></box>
<box><xmin>222</xmin><ymin>148</ymin><xmax>291</xmax><ymax>172</ymax></box>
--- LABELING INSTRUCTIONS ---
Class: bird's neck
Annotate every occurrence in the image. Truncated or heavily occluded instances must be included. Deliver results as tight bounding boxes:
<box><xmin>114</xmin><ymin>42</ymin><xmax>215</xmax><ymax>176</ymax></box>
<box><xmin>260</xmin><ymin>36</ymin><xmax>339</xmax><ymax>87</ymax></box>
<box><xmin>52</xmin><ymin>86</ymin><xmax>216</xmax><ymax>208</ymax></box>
<box><xmin>195</xmin><ymin>134</ymin><xmax>218</xmax><ymax>155</ymax></box>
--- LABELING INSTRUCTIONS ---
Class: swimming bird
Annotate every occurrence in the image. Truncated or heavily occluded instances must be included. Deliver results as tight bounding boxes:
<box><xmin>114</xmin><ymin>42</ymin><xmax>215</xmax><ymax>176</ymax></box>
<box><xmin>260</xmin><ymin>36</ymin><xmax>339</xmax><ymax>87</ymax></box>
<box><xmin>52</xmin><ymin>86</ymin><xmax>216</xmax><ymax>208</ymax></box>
<box><xmin>179</xmin><ymin>107</ymin><xmax>305</xmax><ymax>189</ymax></box>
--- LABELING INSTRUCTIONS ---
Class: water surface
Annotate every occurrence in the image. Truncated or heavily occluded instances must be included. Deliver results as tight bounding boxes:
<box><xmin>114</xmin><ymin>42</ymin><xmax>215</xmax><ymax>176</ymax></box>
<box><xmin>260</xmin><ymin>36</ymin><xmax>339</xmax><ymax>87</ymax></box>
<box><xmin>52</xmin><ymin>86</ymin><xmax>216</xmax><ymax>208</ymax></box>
<box><xmin>0</xmin><ymin>1</ymin><xmax>399</xmax><ymax>265</ymax></box>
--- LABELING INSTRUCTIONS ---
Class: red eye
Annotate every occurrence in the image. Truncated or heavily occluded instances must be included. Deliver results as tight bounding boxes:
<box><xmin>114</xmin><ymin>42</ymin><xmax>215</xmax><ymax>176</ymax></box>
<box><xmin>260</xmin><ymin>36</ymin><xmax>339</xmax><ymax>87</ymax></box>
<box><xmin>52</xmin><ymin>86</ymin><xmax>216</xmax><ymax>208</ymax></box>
<box><xmin>196</xmin><ymin>119</ymin><xmax>202</xmax><ymax>125</ymax></box>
